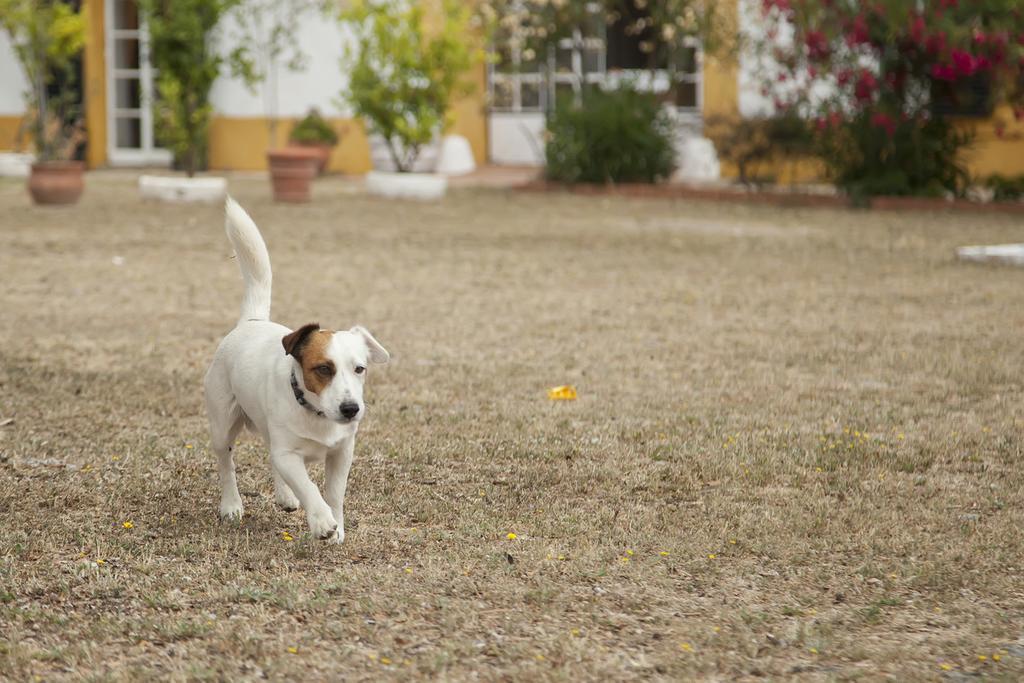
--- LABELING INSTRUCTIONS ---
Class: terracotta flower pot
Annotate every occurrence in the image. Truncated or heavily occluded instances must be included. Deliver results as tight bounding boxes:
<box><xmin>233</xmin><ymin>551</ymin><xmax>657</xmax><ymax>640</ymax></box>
<box><xmin>292</xmin><ymin>141</ymin><xmax>334</xmax><ymax>175</ymax></box>
<box><xmin>267</xmin><ymin>148</ymin><xmax>320</xmax><ymax>202</ymax></box>
<box><xmin>28</xmin><ymin>160</ymin><xmax>85</xmax><ymax>205</ymax></box>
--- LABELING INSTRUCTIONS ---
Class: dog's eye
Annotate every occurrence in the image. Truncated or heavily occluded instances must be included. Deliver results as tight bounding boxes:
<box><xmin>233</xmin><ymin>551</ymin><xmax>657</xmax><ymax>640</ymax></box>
<box><xmin>315</xmin><ymin>365</ymin><xmax>334</xmax><ymax>377</ymax></box>
<box><xmin>354</xmin><ymin>365</ymin><xmax>366</xmax><ymax>375</ymax></box>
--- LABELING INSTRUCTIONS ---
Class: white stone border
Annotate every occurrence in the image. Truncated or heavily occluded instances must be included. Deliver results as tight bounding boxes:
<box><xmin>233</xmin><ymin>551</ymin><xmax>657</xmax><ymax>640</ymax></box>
<box><xmin>365</xmin><ymin>171</ymin><xmax>448</xmax><ymax>201</ymax></box>
<box><xmin>139</xmin><ymin>175</ymin><xmax>227</xmax><ymax>203</ymax></box>
<box><xmin>0</xmin><ymin>152</ymin><xmax>34</xmax><ymax>178</ymax></box>
<box><xmin>956</xmin><ymin>243</ymin><xmax>1024</xmax><ymax>267</ymax></box>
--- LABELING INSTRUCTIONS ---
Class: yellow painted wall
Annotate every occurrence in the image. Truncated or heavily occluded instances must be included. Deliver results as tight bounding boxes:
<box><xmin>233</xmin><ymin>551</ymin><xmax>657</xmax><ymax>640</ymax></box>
<box><xmin>0</xmin><ymin>117</ymin><xmax>24</xmax><ymax>151</ymax></box>
<box><xmin>83</xmin><ymin>0</ymin><xmax>107</xmax><ymax>168</ymax></box>
<box><xmin>209</xmin><ymin>117</ymin><xmax>373</xmax><ymax>173</ymax></box>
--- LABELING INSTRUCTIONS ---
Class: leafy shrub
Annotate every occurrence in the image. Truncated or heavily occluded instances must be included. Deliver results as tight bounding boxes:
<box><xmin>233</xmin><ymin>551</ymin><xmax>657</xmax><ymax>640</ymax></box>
<box><xmin>0</xmin><ymin>0</ymin><xmax>85</xmax><ymax>161</ymax></box>
<box><xmin>142</xmin><ymin>0</ymin><xmax>240</xmax><ymax>176</ymax></box>
<box><xmin>289</xmin><ymin>109</ymin><xmax>339</xmax><ymax>145</ymax></box>
<box><xmin>758</xmin><ymin>0</ymin><xmax>1024</xmax><ymax>198</ymax></box>
<box><xmin>816</xmin><ymin>113</ymin><xmax>972</xmax><ymax>202</ymax></box>
<box><xmin>985</xmin><ymin>174</ymin><xmax>1024</xmax><ymax>202</ymax></box>
<box><xmin>705</xmin><ymin>113</ymin><xmax>813</xmax><ymax>186</ymax></box>
<box><xmin>339</xmin><ymin>0</ymin><xmax>475</xmax><ymax>173</ymax></box>
<box><xmin>545</xmin><ymin>87</ymin><xmax>675</xmax><ymax>185</ymax></box>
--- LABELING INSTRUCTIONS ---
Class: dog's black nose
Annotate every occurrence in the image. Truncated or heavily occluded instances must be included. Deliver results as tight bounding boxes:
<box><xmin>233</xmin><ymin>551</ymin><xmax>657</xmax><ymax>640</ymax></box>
<box><xmin>340</xmin><ymin>402</ymin><xmax>360</xmax><ymax>419</ymax></box>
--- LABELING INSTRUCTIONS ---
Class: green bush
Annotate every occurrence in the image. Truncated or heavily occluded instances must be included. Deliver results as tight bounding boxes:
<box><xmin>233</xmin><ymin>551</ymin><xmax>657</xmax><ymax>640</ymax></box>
<box><xmin>705</xmin><ymin>113</ymin><xmax>813</xmax><ymax>186</ymax></box>
<box><xmin>985</xmin><ymin>174</ymin><xmax>1024</xmax><ymax>202</ymax></box>
<box><xmin>815</xmin><ymin>114</ymin><xmax>972</xmax><ymax>203</ymax></box>
<box><xmin>289</xmin><ymin>109</ymin><xmax>339</xmax><ymax>145</ymax></box>
<box><xmin>339</xmin><ymin>0</ymin><xmax>475</xmax><ymax>172</ymax></box>
<box><xmin>141</xmin><ymin>0</ymin><xmax>240</xmax><ymax>176</ymax></box>
<box><xmin>0</xmin><ymin>0</ymin><xmax>85</xmax><ymax>161</ymax></box>
<box><xmin>545</xmin><ymin>87</ymin><xmax>675</xmax><ymax>185</ymax></box>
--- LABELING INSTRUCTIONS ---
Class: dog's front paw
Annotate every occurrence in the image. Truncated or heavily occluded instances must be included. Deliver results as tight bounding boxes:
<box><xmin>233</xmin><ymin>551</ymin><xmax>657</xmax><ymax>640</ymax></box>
<box><xmin>219</xmin><ymin>498</ymin><xmax>244</xmax><ymax>522</ymax></box>
<box><xmin>307</xmin><ymin>509</ymin><xmax>339</xmax><ymax>540</ymax></box>
<box><xmin>326</xmin><ymin>526</ymin><xmax>345</xmax><ymax>545</ymax></box>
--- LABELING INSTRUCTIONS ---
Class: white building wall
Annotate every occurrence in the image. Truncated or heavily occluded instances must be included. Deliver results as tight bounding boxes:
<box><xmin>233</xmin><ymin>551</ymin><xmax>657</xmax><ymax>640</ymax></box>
<box><xmin>210</xmin><ymin>13</ymin><xmax>356</xmax><ymax>118</ymax></box>
<box><xmin>0</xmin><ymin>32</ymin><xmax>29</xmax><ymax>115</ymax></box>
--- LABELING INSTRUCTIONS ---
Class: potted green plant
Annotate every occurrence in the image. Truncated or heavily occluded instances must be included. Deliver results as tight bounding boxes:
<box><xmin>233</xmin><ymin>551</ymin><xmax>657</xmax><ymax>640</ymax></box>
<box><xmin>228</xmin><ymin>0</ymin><xmax>329</xmax><ymax>201</ymax></box>
<box><xmin>288</xmin><ymin>108</ymin><xmax>340</xmax><ymax>175</ymax></box>
<box><xmin>339</xmin><ymin>0</ymin><xmax>476</xmax><ymax>199</ymax></box>
<box><xmin>0</xmin><ymin>0</ymin><xmax>86</xmax><ymax>205</ymax></box>
<box><xmin>137</xmin><ymin>0</ymin><xmax>237</xmax><ymax>202</ymax></box>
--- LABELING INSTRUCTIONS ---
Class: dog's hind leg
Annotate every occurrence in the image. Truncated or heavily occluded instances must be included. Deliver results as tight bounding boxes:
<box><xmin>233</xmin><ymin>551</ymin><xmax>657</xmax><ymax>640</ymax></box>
<box><xmin>206</xmin><ymin>387</ymin><xmax>246</xmax><ymax>520</ymax></box>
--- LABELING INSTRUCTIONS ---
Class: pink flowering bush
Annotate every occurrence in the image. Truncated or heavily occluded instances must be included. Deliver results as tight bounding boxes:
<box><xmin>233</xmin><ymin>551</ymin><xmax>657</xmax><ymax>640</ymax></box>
<box><xmin>758</xmin><ymin>0</ymin><xmax>1024</xmax><ymax>198</ymax></box>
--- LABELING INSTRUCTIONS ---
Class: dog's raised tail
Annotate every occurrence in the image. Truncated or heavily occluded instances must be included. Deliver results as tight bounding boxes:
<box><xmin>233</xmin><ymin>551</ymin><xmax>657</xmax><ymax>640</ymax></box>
<box><xmin>224</xmin><ymin>197</ymin><xmax>272</xmax><ymax>325</ymax></box>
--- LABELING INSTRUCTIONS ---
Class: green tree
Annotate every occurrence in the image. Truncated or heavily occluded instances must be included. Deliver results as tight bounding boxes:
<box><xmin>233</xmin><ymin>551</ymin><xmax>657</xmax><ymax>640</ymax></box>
<box><xmin>141</xmin><ymin>0</ymin><xmax>240</xmax><ymax>176</ymax></box>
<box><xmin>339</xmin><ymin>0</ymin><xmax>478</xmax><ymax>172</ymax></box>
<box><xmin>0</xmin><ymin>0</ymin><xmax>86</xmax><ymax>161</ymax></box>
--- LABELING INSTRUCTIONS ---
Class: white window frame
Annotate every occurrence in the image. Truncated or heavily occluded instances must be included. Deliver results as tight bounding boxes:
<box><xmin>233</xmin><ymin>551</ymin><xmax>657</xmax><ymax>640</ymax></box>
<box><xmin>105</xmin><ymin>0</ymin><xmax>171</xmax><ymax>166</ymax></box>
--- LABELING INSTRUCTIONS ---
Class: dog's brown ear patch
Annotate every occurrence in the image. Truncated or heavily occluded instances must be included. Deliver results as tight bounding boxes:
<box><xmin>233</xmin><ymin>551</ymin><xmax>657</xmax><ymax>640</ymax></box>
<box><xmin>282</xmin><ymin>322</ymin><xmax>320</xmax><ymax>358</ymax></box>
<box><xmin>297</xmin><ymin>330</ymin><xmax>336</xmax><ymax>395</ymax></box>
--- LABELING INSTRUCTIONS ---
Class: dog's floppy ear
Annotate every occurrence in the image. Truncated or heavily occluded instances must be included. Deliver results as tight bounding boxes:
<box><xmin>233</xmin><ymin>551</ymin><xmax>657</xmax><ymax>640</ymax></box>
<box><xmin>351</xmin><ymin>325</ymin><xmax>390</xmax><ymax>364</ymax></box>
<box><xmin>282</xmin><ymin>322</ymin><xmax>320</xmax><ymax>357</ymax></box>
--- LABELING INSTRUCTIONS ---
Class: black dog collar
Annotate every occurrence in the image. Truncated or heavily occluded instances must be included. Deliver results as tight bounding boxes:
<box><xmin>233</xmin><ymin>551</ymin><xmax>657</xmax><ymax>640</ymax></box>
<box><xmin>290</xmin><ymin>371</ymin><xmax>326</xmax><ymax>418</ymax></box>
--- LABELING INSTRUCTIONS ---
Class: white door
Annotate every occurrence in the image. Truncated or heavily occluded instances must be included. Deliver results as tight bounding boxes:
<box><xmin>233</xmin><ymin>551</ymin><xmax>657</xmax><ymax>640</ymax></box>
<box><xmin>105</xmin><ymin>0</ymin><xmax>170</xmax><ymax>166</ymax></box>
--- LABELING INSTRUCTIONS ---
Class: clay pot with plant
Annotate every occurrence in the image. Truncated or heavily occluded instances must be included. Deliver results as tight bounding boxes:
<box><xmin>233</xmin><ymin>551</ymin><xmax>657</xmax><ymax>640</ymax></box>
<box><xmin>288</xmin><ymin>109</ymin><xmax>340</xmax><ymax>175</ymax></box>
<box><xmin>227</xmin><ymin>0</ymin><xmax>330</xmax><ymax>201</ymax></box>
<box><xmin>1</xmin><ymin>0</ymin><xmax>87</xmax><ymax>205</ymax></box>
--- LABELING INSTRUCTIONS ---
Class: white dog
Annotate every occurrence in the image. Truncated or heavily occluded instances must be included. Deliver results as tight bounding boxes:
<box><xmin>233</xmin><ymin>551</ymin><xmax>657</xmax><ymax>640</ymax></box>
<box><xmin>204</xmin><ymin>198</ymin><xmax>389</xmax><ymax>543</ymax></box>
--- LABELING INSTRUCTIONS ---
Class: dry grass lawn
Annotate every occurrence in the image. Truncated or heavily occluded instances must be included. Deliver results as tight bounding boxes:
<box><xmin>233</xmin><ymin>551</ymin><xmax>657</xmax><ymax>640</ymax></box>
<box><xmin>1</xmin><ymin>172</ymin><xmax>1023</xmax><ymax>681</ymax></box>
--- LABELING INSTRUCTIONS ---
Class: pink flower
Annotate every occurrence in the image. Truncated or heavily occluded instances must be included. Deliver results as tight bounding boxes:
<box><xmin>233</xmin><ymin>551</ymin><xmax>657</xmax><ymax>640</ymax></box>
<box><xmin>871</xmin><ymin>112</ymin><xmax>896</xmax><ymax>137</ymax></box>
<box><xmin>805</xmin><ymin>30</ymin><xmax>830</xmax><ymax>60</ymax></box>
<box><xmin>926</xmin><ymin>32</ymin><xmax>948</xmax><ymax>55</ymax></box>
<box><xmin>951</xmin><ymin>50</ymin><xmax>976</xmax><ymax>76</ymax></box>
<box><xmin>931</xmin><ymin>63</ymin><xmax>956</xmax><ymax>81</ymax></box>
<box><xmin>908</xmin><ymin>15</ymin><xmax>926</xmax><ymax>45</ymax></box>
<box><xmin>854</xmin><ymin>70</ymin><xmax>877</xmax><ymax>102</ymax></box>
<box><xmin>837</xmin><ymin>69</ymin><xmax>852</xmax><ymax>86</ymax></box>
<box><xmin>846</xmin><ymin>15</ymin><xmax>871</xmax><ymax>46</ymax></box>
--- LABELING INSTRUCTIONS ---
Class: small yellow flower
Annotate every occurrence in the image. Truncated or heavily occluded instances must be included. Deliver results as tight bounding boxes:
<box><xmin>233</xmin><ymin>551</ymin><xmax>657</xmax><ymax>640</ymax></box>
<box><xmin>380</xmin><ymin>656</ymin><xmax>392</xmax><ymax>665</ymax></box>
<box><xmin>570</xmin><ymin>628</ymin><xmax>580</xmax><ymax>637</ymax></box>
<box><xmin>96</xmin><ymin>559</ymin><xmax>105</xmax><ymax>565</ymax></box>
<box><xmin>112</xmin><ymin>456</ymin><xmax>120</xmax><ymax>461</ymax></box>
<box><xmin>729</xmin><ymin>539</ymin><xmax>737</xmax><ymax>545</ymax></box>
<box><xmin>122</xmin><ymin>520</ymin><xmax>134</xmax><ymax>529</ymax></box>
<box><xmin>185</xmin><ymin>444</ymin><xmax>194</xmax><ymax>449</ymax></box>
<box><xmin>809</xmin><ymin>647</ymin><xmax>818</xmax><ymax>654</ymax></box>
<box><xmin>625</xmin><ymin>549</ymin><xmax>634</xmax><ymax>556</ymax></box>
<box><xmin>557</xmin><ymin>554</ymin><xmax>565</xmax><ymax>561</ymax></box>
<box><xmin>815</xmin><ymin>467</ymin><xmax>823</xmax><ymax>472</ymax></box>
<box><xmin>506</xmin><ymin>532</ymin><xmax>517</xmax><ymax>540</ymax></box>
<box><xmin>707</xmin><ymin>554</ymin><xmax>717</xmax><ymax>559</ymax></box>
<box><xmin>535</xmin><ymin>654</ymin><xmax>545</xmax><ymax>661</ymax></box>
<box><xmin>712</xmin><ymin>626</ymin><xmax>720</xmax><ymax>633</ymax></box>
<box><xmin>993</xmin><ymin>654</ymin><xmax>1001</xmax><ymax>662</ymax></box>
<box><xmin>940</xmin><ymin>663</ymin><xmax>952</xmax><ymax>671</ymax></box>
<box><xmin>281</xmin><ymin>531</ymin><xmax>294</xmax><ymax>542</ymax></box>
<box><xmin>405</xmin><ymin>567</ymin><xmax>413</xmax><ymax>574</ymax></box>
<box><xmin>978</xmin><ymin>655</ymin><xmax>988</xmax><ymax>662</ymax></box>
<box><xmin>620</xmin><ymin>556</ymin><xmax>630</xmax><ymax>563</ymax></box>
<box><xmin>547</xmin><ymin>385</ymin><xmax>578</xmax><ymax>401</ymax></box>
<box><xmin>680</xmin><ymin>642</ymin><xmax>693</xmax><ymax>652</ymax></box>
<box><xmin>659</xmin><ymin>551</ymin><xmax>670</xmax><ymax>557</ymax></box>
<box><xmin>287</xmin><ymin>646</ymin><xmax>298</xmax><ymax>654</ymax></box>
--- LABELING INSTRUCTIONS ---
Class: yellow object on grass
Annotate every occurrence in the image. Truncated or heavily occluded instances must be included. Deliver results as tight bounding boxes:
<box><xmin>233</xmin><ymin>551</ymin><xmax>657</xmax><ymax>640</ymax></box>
<box><xmin>547</xmin><ymin>385</ymin><xmax>578</xmax><ymax>400</ymax></box>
